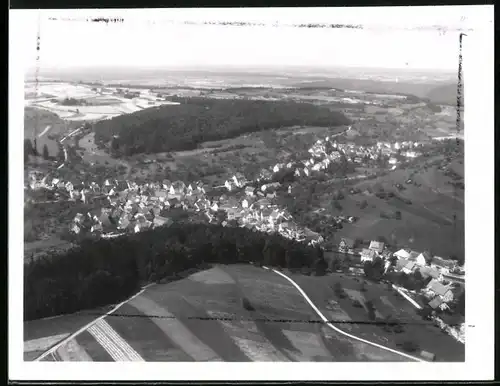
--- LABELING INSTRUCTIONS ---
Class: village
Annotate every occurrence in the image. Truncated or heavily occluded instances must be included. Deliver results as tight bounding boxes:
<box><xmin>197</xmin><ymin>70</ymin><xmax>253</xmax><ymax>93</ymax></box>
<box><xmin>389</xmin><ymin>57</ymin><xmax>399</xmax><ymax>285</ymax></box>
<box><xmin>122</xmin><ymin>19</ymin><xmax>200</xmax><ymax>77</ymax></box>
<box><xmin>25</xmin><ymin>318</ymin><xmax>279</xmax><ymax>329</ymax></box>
<box><xmin>25</xmin><ymin>129</ymin><xmax>464</xmax><ymax>342</ymax></box>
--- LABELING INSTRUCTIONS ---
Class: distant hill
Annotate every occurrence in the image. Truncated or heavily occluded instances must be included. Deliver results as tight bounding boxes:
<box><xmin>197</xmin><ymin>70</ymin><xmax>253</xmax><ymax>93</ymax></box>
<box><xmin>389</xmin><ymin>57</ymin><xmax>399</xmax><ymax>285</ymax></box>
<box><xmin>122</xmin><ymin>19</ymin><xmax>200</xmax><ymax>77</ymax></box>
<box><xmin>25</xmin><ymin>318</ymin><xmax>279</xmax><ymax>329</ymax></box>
<box><xmin>93</xmin><ymin>97</ymin><xmax>351</xmax><ymax>156</ymax></box>
<box><xmin>425</xmin><ymin>83</ymin><xmax>464</xmax><ymax>106</ymax></box>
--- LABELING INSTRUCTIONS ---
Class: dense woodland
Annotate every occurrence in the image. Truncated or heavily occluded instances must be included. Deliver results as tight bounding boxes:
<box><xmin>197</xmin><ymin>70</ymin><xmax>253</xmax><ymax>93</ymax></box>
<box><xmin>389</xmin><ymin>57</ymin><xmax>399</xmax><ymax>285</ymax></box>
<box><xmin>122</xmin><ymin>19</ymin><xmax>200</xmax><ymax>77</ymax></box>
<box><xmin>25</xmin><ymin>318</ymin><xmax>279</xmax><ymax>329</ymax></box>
<box><xmin>24</xmin><ymin>223</ymin><xmax>326</xmax><ymax>321</ymax></box>
<box><xmin>94</xmin><ymin>97</ymin><xmax>350</xmax><ymax>156</ymax></box>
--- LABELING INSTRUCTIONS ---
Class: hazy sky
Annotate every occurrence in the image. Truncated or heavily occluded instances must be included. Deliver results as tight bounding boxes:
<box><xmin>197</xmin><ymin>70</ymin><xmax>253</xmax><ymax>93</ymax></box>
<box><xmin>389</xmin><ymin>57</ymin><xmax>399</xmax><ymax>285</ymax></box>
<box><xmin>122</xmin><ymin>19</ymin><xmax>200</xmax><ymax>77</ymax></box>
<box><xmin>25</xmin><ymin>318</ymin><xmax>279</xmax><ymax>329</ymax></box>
<box><xmin>14</xmin><ymin>6</ymin><xmax>490</xmax><ymax>72</ymax></box>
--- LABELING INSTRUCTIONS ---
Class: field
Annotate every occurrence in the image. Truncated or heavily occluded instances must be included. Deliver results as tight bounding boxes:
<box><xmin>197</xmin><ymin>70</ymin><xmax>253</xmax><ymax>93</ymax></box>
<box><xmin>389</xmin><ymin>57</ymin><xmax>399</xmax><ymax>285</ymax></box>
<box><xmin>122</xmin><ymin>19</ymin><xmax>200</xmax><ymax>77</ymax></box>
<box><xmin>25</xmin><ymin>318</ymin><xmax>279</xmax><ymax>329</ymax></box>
<box><xmin>303</xmin><ymin>160</ymin><xmax>464</xmax><ymax>259</ymax></box>
<box><xmin>26</xmin><ymin>264</ymin><xmax>412</xmax><ymax>362</ymax></box>
<box><xmin>25</xmin><ymin>82</ymin><xmax>180</xmax><ymax>122</ymax></box>
<box><xmin>78</xmin><ymin>132</ymin><xmax>127</xmax><ymax>169</ymax></box>
<box><xmin>290</xmin><ymin>272</ymin><xmax>464</xmax><ymax>362</ymax></box>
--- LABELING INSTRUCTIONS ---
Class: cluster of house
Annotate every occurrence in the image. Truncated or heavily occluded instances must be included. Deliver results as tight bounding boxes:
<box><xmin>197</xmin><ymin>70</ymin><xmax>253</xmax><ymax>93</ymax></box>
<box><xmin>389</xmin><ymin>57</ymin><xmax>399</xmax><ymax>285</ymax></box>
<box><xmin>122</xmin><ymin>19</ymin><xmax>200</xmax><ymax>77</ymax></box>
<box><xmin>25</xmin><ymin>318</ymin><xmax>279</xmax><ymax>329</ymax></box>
<box><xmin>64</xmin><ymin>173</ymin><xmax>325</xmax><ymax>246</ymax></box>
<box><xmin>337</xmin><ymin>237</ymin><xmax>464</xmax><ymax>312</ymax></box>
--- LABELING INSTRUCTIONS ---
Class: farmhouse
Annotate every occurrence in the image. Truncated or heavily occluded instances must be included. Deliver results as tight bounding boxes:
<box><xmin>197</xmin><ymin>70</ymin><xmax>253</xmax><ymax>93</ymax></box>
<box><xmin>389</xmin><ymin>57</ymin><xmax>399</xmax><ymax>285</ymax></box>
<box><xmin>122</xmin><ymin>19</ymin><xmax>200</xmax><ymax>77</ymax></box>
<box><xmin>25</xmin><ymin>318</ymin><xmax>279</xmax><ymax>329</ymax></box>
<box><xmin>360</xmin><ymin>248</ymin><xmax>376</xmax><ymax>262</ymax></box>
<box><xmin>408</xmin><ymin>250</ymin><xmax>420</xmax><ymax>261</ymax></box>
<box><xmin>428</xmin><ymin>296</ymin><xmax>443</xmax><ymax>310</ymax></box>
<box><xmin>419</xmin><ymin>266</ymin><xmax>443</xmax><ymax>281</ymax></box>
<box><xmin>426</xmin><ymin>279</ymin><xmax>454</xmax><ymax>302</ymax></box>
<box><xmin>369</xmin><ymin>240</ymin><xmax>385</xmax><ymax>254</ymax></box>
<box><xmin>416</xmin><ymin>251</ymin><xmax>433</xmax><ymax>266</ymax></box>
<box><xmin>393</xmin><ymin>249</ymin><xmax>411</xmax><ymax>260</ymax></box>
<box><xmin>402</xmin><ymin>261</ymin><xmax>416</xmax><ymax>274</ymax></box>
<box><xmin>245</xmin><ymin>186</ymin><xmax>255</xmax><ymax>196</ymax></box>
<box><xmin>338</xmin><ymin>237</ymin><xmax>355</xmax><ymax>253</ymax></box>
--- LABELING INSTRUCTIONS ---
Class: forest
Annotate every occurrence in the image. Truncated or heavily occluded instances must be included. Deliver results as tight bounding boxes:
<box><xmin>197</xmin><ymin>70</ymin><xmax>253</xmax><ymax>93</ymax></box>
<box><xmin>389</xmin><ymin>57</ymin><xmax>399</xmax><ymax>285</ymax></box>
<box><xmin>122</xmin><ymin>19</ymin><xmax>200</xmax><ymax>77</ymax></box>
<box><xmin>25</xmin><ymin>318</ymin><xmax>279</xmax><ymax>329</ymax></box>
<box><xmin>93</xmin><ymin>97</ymin><xmax>351</xmax><ymax>156</ymax></box>
<box><xmin>24</xmin><ymin>222</ymin><xmax>326</xmax><ymax>321</ymax></box>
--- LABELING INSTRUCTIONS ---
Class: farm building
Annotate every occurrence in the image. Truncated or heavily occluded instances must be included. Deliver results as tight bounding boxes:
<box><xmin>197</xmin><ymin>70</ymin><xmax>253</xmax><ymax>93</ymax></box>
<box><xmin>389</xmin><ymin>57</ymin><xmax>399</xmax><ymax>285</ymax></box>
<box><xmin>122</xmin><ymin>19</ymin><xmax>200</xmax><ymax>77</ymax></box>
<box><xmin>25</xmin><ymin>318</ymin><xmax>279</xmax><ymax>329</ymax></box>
<box><xmin>426</xmin><ymin>279</ymin><xmax>454</xmax><ymax>302</ymax></box>
<box><xmin>360</xmin><ymin>248</ymin><xmax>376</xmax><ymax>262</ymax></box>
<box><xmin>393</xmin><ymin>249</ymin><xmax>411</xmax><ymax>260</ymax></box>
<box><xmin>338</xmin><ymin>237</ymin><xmax>355</xmax><ymax>253</ymax></box>
<box><xmin>416</xmin><ymin>251</ymin><xmax>433</xmax><ymax>266</ymax></box>
<box><xmin>369</xmin><ymin>240</ymin><xmax>385</xmax><ymax>254</ymax></box>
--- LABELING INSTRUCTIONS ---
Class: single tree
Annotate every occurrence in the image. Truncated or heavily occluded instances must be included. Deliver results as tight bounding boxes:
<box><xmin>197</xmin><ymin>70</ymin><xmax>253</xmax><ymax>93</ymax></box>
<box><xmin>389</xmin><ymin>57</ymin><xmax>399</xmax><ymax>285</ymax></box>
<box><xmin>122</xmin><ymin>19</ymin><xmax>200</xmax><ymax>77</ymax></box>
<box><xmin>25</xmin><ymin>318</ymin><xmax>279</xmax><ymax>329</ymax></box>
<box><xmin>24</xmin><ymin>139</ymin><xmax>35</xmax><ymax>157</ymax></box>
<box><xmin>313</xmin><ymin>257</ymin><xmax>328</xmax><ymax>276</ymax></box>
<box><xmin>42</xmin><ymin>144</ymin><xmax>50</xmax><ymax>160</ymax></box>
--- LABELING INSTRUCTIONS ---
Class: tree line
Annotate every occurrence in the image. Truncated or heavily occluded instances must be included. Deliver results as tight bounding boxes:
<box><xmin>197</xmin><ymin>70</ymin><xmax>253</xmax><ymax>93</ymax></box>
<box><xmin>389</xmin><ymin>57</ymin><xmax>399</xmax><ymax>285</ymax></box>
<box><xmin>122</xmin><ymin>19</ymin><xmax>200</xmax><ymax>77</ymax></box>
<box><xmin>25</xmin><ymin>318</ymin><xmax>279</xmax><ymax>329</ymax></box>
<box><xmin>94</xmin><ymin>97</ymin><xmax>351</xmax><ymax>156</ymax></box>
<box><xmin>24</xmin><ymin>222</ymin><xmax>327</xmax><ymax>321</ymax></box>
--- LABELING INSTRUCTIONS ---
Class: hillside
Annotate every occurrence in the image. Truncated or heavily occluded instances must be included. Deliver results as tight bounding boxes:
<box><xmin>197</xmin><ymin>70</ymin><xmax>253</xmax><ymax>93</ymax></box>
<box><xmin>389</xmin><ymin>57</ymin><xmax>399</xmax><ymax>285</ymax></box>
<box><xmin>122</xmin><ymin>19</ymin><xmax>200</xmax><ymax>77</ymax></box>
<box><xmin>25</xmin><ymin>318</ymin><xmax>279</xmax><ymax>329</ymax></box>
<box><xmin>425</xmin><ymin>83</ymin><xmax>464</xmax><ymax>106</ymax></box>
<box><xmin>24</xmin><ymin>107</ymin><xmax>80</xmax><ymax>156</ymax></box>
<box><xmin>93</xmin><ymin>97</ymin><xmax>351</xmax><ymax>156</ymax></box>
<box><xmin>26</xmin><ymin>264</ymin><xmax>412</xmax><ymax>362</ymax></box>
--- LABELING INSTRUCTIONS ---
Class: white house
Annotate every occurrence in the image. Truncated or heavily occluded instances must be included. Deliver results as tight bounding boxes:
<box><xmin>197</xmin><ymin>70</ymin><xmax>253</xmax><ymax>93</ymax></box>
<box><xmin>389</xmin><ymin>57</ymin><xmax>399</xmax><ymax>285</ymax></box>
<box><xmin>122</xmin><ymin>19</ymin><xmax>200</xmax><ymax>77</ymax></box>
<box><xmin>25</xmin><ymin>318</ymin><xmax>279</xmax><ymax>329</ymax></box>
<box><xmin>242</xmin><ymin>199</ymin><xmax>249</xmax><ymax>209</ymax></box>
<box><xmin>369</xmin><ymin>240</ymin><xmax>385</xmax><ymax>254</ymax></box>
<box><xmin>232</xmin><ymin>175</ymin><xmax>243</xmax><ymax>188</ymax></box>
<box><xmin>393</xmin><ymin>249</ymin><xmax>411</xmax><ymax>260</ymax></box>
<box><xmin>416</xmin><ymin>251</ymin><xmax>433</xmax><ymax>266</ymax></box>
<box><xmin>245</xmin><ymin>186</ymin><xmax>255</xmax><ymax>196</ymax></box>
<box><xmin>360</xmin><ymin>248</ymin><xmax>376</xmax><ymax>262</ymax></box>
<box><xmin>388</xmin><ymin>157</ymin><xmax>398</xmax><ymax>165</ymax></box>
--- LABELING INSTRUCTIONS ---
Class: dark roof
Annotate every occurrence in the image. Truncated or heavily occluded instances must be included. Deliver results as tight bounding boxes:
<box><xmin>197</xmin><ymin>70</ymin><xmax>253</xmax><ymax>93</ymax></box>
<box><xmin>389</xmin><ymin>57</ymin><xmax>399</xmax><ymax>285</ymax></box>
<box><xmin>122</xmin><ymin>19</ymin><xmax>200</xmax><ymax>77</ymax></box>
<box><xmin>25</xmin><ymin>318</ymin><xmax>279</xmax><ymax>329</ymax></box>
<box><xmin>409</xmin><ymin>251</ymin><xmax>420</xmax><ymax>260</ymax></box>
<box><xmin>428</xmin><ymin>297</ymin><xmax>443</xmax><ymax>309</ymax></box>
<box><xmin>341</xmin><ymin>238</ymin><xmax>355</xmax><ymax>248</ymax></box>
<box><xmin>427</xmin><ymin>280</ymin><xmax>450</xmax><ymax>297</ymax></box>
<box><xmin>396</xmin><ymin>258</ymin><xmax>409</xmax><ymax>270</ymax></box>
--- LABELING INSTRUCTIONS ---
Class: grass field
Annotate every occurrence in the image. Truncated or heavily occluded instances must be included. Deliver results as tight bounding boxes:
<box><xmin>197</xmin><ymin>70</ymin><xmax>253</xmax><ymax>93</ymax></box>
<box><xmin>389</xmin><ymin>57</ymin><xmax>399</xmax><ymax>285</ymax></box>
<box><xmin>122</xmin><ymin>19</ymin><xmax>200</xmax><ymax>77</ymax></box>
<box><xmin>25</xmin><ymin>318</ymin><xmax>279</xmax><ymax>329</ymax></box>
<box><xmin>289</xmin><ymin>272</ymin><xmax>464</xmax><ymax>362</ymax></box>
<box><xmin>316</xmin><ymin>161</ymin><xmax>465</xmax><ymax>258</ymax></box>
<box><xmin>24</xmin><ymin>107</ymin><xmax>80</xmax><ymax>156</ymax></box>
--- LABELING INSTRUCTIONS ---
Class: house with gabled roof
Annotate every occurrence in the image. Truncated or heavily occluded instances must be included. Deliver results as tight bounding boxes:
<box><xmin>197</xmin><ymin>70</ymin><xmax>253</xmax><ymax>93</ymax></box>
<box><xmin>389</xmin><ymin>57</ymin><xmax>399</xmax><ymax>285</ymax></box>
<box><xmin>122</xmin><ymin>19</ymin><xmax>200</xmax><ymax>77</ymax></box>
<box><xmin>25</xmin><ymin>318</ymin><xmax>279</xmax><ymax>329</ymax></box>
<box><xmin>419</xmin><ymin>266</ymin><xmax>443</xmax><ymax>281</ymax></box>
<box><xmin>408</xmin><ymin>250</ymin><xmax>420</xmax><ymax>261</ymax></box>
<box><xmin>416</xmin><ymin>251</ymin><xmax>433</xmax><ymax>266</ymax></box>
<box><xmin>428</xmin><ymin>296</ymin><xmax>443</xmax><ymax>310</ymax></box>
<box><xmin>360</xmin><ymin>248</ymin><xmax>376</xmax><ymax>262</ymax></box>
<box><xmin>338</xmin><ymin>237</ymin><xmax>355</xmax><ymax>253</ymax></box>
<box><xmin>393</xmin><ymin>249</ymin><xmax>411</xmax><ymax>260</ymax></box>
<box><xmin>258</xmin><ymin>168</ymin><xmax>273</xmax><ymax>181</ymax></box>
<box><xmin>369</xmin><ymin>240</ymin><xmax>385</xmax><ymax>254</ymax></box>
<box><xmin>245</xmin><ymin>186</ymin><xmax>255</xmax><ymax>196</ymax></box>
<box><xmin>396</xmin><ymin>258</ymin><xmax>409</xmax><ymax>271</ymax></box>
<box><xmin>224</xmin><ymin>180</ymin><xmax>233</xmax><ymax>191</ymax></box>
<box><xmin>402</xmin><ymin>261</ymin><xmax>416</xmax><ymax>274</ymax></box>
<box><xmin>426</xmin><ymin>279</ymin><xmax>454</xmax><ymax>302</ymax></box>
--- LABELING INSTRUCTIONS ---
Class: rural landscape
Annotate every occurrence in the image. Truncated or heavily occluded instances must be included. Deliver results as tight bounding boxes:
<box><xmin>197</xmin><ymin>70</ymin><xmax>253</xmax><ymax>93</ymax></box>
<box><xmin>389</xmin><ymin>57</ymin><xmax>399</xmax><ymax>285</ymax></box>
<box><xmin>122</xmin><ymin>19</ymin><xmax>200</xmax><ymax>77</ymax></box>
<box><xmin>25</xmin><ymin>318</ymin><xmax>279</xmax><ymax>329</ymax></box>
<box><xmin>23</xmin><ymin>18</ymin><xmax>465</xmax><ymax>364</ymax></box>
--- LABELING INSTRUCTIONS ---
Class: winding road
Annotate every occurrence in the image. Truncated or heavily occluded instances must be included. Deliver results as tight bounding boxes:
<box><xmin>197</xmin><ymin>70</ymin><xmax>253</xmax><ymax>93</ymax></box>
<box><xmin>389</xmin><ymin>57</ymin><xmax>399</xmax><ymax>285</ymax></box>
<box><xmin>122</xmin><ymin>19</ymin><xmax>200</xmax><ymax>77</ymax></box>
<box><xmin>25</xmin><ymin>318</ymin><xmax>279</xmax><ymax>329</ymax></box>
<box><xmin>262</xmin><ymin>266</ymin><xmax>425</xmax><ymax>362</ymax></box>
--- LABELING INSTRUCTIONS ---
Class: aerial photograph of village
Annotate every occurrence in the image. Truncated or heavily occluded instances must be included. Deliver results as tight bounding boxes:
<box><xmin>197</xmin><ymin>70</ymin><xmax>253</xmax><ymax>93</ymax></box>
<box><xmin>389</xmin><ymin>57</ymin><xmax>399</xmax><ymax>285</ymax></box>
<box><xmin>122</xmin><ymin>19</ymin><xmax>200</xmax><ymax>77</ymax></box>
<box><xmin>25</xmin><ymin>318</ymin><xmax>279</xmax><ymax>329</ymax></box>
<box><xmin>21</xmin><ymin>9</ymin><xmax>469</xmax><ymax>367</ymax></box>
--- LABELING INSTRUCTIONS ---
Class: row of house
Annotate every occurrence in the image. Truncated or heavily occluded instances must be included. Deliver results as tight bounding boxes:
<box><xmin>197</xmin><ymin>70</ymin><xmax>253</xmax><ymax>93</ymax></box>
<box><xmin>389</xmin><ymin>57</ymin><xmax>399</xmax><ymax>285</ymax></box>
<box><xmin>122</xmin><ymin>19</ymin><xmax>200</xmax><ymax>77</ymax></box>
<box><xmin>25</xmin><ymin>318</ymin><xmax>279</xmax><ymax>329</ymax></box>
<box><xmin>65</xmin><ymin>168</ymin><xmax>326</xmax><ymax>247</ymax></box>
<box><xmin>336</xmin><ymin>237</ymin><xmax>462</xmax><ymax>312</ymax></box>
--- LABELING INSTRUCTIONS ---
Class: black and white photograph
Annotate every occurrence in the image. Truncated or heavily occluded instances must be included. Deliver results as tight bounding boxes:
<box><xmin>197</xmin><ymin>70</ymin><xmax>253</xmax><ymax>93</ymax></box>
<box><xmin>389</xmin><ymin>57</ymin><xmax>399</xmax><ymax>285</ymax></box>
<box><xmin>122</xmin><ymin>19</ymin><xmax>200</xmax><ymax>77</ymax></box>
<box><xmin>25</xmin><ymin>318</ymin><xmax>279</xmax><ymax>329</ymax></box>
<box><xmin>9</xmin><ymin>5</ymin><xmax>494</xmax><ymax>382</ymax></box>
